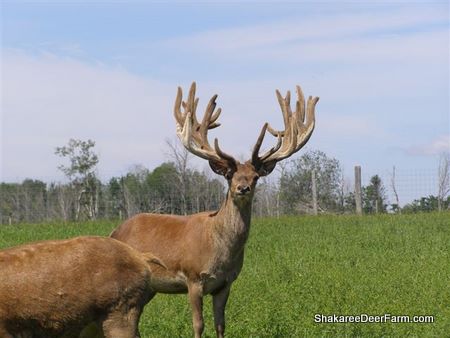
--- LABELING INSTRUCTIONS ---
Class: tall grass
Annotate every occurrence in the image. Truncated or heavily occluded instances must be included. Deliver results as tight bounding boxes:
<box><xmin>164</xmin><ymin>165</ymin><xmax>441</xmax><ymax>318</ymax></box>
<box><xmin>1</xmin><ymin>213</ymin><xmax>449</xmax><ymax>337</ymax></box>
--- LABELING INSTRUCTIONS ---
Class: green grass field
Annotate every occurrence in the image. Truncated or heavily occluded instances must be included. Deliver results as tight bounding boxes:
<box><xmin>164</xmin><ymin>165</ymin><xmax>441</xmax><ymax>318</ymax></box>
<box><xmin>1</xmin><ymin>213</ymin><xmax>449</xmax><ymax>337</ymax></box>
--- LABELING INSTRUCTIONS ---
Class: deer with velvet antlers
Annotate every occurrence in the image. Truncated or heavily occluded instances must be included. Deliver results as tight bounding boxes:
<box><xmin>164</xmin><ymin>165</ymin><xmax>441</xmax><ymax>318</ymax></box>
<box><xmin>110</xmin><ymin>82</ymin><xmax>319</xmax><ymax>337</ymax></box>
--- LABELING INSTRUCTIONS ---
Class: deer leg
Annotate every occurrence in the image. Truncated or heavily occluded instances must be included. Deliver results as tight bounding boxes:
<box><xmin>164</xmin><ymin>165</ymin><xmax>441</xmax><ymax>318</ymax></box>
<box><xmin>188</xmin><ymin>282</ymin><xmax>204</xmax><ymax>338</ymax></box>
<box><xmin>212</xmin><ymin>284</ymin><xmax>231</xmax><ymax>338</ymax></box>
<box><xmin>102</xmin><ymin>307</ymin><xmax>142</xmax><ymax>338</ymax></box>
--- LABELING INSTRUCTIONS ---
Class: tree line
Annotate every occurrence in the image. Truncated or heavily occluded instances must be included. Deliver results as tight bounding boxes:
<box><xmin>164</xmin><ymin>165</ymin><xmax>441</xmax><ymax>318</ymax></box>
<box><xmin>1</xmin><ymin>139</ymin><xmax>449</xmax><ymax>224</ymax></box>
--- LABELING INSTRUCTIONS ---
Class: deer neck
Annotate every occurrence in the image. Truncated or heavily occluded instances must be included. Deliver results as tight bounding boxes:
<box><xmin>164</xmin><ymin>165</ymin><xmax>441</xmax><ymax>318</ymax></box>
<box><xmin>212</xmin><ymin>190</ymin><xmax>253</xmax><ymax>248</ymax></box>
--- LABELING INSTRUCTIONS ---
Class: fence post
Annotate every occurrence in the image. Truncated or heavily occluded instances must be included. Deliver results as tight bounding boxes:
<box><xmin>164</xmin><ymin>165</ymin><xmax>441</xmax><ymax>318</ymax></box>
<box><xmin>355</xmin><ymin>166</ymin><xmax>362</xmax><ymax>215</ymax></box>
<box><xmin>312</xmin><ymin>170</ymin><xmax>318</xmax><ymax>215</ymax></box>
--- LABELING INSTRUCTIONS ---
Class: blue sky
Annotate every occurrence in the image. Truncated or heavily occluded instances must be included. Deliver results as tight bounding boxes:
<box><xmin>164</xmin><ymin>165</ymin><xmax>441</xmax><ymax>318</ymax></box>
<box><xmin>1</xmin><ymin>0</ymin><xmax>449</xmax><ymax>204</ymax></box>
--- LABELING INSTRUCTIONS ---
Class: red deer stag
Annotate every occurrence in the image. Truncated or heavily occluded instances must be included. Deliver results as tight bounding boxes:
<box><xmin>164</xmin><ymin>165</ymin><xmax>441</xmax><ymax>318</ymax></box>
<box><xmin>110</xmin><ymin>82</ymin><xmax>319</xmax><ymax>337</ymax></box>
<box><xmin>0</xmin><ymin>236</ymin><xmax>165</xmax><ymax>338</ymax></box>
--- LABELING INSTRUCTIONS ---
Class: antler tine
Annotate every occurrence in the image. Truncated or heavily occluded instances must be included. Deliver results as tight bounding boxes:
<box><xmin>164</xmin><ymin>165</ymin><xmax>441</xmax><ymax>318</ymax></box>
<box><xmin>251</xmin><ymin>123</ymin><xmax>268</xmax><ymax>164</ymax></box>
<box><xmin>251</xmin><ymin>122</ymin><xmax>283</xmax><ymax>164</ymax></box>
<box><xmin>200</xmin><ymin>94</ymin><xmax>218</xmax><ymax>140</ymax></box>
<box><xmin>214</xmin><ymin>138</ymin><xmax>235</xmax><ymax>163</ymax></box>
<box><xmin>285</xmin><ymin>90</ymin><xmax>291</xmax><ymax>109</ymax></box>
<box><xmin>268</xmin><ymin>89</ymin><xmax>294</xmax><ymax>137</ymax></box>
<box><xmin>187</xmin><ymin>82</ymin><xmax>196</xmax><ymax>112</ymax></box>
<box><xmin>295</xmin><ymin>95</ymin><xmax>318</xmax><ymax>148</ymax></box>
<box><xmin>210</xmin><ymin>107</ymin><xmax>222</xmax><ymax>128</ymax></box>
<box><xmin>174</xmin><ymin>82</ymin><xmax>236</xmax><ymax>164</ymax></box>
<box><xmin>296</xmin><ymin>85</ymin><xmax>305</xmax><ymax>123</ymax></box>
<box><xmin>260</xmin><ymin>135</ymin><xmax>282</xmax><ymax>161</ymax></box>
<box><xmin>252</xmin><ymin>84</ymin><xmax>318</xmax><ymax>166</ymax></box>
<box><xmin>275</xmin><ymin>89</ymin><xmax>290</xmax><ymax>128</ymax></box>
<box><xmin>174</xmin><ymin>86</ymin><xmax>184</xmax><ymax>127</ymax></box>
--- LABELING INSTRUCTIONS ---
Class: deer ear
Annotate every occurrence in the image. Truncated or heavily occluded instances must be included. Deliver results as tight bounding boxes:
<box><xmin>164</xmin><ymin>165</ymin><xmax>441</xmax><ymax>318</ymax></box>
<box><xmin>257</xmin><ymin>160</ymin><xmax>277</xmax><ymax>177</ymax></box>
<box><xmin>209</xmin><ymin>160</ymin><xmax>235</xmax><ymax>178</ymax></box>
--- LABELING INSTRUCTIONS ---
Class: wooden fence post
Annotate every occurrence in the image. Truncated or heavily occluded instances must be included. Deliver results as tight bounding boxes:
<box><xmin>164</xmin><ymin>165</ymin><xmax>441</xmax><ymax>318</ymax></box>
<box><xmin>355</xmin><ymin>166</ymin><xmax>362</xmax><ymax>215</ymax></box>
<box><xmin>312</xmin><ymin>170</ymin><xmax>318</xmax><ymax>215</ymax></box>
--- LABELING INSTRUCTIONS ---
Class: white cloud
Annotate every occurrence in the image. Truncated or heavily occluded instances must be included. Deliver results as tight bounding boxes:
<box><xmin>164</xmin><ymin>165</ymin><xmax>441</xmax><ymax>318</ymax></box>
<box><xmin>407</xmin><ymin>135</ymin><xmax>450</xmax><ymax>156</ymax></box>
<box><xmin>163</xmin><ymin>6</ymin><xmax>448</xmax><ymax>64</ymax></box>
<box><xmin>257</xmin><ymin>29</ymin><xmax>448</xmax><ymax>65</ymax></box>
<box><xmin>1</xmin><ymin>0</ymin><xmax>448</xmax><ymax>184</ymax></box>
<box><xmin>1</xmin><ymin>51</ymin><xmax>308</xmax><ymax>182</ymax></box>
<box><xmin>159</xmin><ymin>5</ymin><xmax>448</xmax><ymax>104</ymax></box>
<box><xmin>1</xmin><ymin>49</ymin><xmax>175</xmax><ymax>181</ymax></box>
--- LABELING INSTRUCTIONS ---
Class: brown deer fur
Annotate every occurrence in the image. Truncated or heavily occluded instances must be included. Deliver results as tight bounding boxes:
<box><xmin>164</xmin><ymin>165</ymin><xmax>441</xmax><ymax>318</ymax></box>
<box><xmin>0</xmin><ymin>236</ymin><xmax>165</xmax><ymax>338</ymax></box>
<box><xmin>110</xmin><ymin>83</ymin><xmax>318</xmax><ymax>337</ymax></box>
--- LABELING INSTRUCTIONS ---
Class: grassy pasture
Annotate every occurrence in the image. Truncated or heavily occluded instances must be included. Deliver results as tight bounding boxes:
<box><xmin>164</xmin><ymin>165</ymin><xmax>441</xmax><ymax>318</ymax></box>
<box><xmin>1</xmin><ymin>213</ymin><xmax>449</xmax><ymax>337</ymax></box>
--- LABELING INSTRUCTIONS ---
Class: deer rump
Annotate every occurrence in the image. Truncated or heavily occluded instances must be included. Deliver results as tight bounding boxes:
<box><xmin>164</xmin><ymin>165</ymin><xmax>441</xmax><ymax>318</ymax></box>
<box><xmin>0</xmin><ymin>236</ymin><xmax>162</xmax><ymax>338</ymax></box>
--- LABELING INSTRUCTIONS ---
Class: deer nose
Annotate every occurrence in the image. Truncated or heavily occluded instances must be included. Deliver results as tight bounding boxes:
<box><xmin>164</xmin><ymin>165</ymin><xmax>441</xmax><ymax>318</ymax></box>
<box><xmin>237</xmin><ymin>185</ymin><xmax>251</xmax><ymax>194</ymax></box>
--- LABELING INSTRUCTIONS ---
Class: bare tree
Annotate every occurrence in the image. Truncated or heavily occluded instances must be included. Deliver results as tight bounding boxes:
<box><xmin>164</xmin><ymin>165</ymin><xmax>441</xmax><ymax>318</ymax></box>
<box><xmin>275</xmin><ymin>161</ymin><xmax>287</xmax><ymax>218</ymax></box>
<box><xmin>311</xmin><ymin>170</ymin><xmax>318</xmax><ymax>215</ymax></box>
<box><xmin>166</xmin><ymin>138</ymin><xmax>191</xmax><ymax>215</ymax></box>
<box><xmin>55</xmin><ymin>139</ymin><xmax>99</xmax><ymax>220</ymax></box>
<box><xmin>390</xmin><ymin>166</ymin><xmax>401</xmax><ymax>213</ymax></box>
<box><xmin>56</xmin><ymin>184</ymin><xmax>75</xmax><ymax>221</ymax></box>
<box><xmin>336</xmin><ymin>172</ymin><xmax>354</xmax><ymax>213</ymax></box>
<box><xmin>253</xmin><ymin>176</ymin><xmax>278</xmax><ymax>217</ymax></box>
<box><xmin>354</xmin><ymin>166</ymin><xmax>362</xmax><ymax>215</ymax></box>
<box><xmin>121</xmin><ymin>179</ymin><xmax>138</xmax><ymax>218</ymax></box>
<box><xmin>437</xmin><ymin>152</ymin><xmax>450</xmax><ymax>211</ymax></box>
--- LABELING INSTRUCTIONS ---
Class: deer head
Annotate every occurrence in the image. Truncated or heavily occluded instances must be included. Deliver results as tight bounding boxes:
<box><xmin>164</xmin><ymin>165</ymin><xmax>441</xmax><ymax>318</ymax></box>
<box><xmin>174</xmin><ymin>82</ymin><xmax>319</xmax><ymax>205</ymax></box>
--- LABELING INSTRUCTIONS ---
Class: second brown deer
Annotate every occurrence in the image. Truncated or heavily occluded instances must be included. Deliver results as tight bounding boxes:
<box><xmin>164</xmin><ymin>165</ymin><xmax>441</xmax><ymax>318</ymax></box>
<box><xmin>110</xmin><ymin>82</ymin><xmax>319</xmax><ymax>337</ymax></box>
<box><xmin>0</xmin><ymin>236</ymin><xmax>166</xmax><ymax>338</ymax></box>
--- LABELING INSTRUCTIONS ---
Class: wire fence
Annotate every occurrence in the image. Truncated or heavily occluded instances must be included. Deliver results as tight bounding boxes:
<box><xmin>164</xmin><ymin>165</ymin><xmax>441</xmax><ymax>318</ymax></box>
<box><xmin>362</xmin><ymin>168</ymin><xmax>438</xmax><ymax>207</ymax></box>
<box><xmin>0</xmin><ymin>166</ymin><xmax>447</xmax><ymax>225</ymax></box>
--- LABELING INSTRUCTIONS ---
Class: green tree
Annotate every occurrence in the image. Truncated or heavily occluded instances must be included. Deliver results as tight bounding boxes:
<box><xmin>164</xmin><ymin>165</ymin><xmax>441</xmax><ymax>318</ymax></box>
<box><xmin>119</xmin><ymin>165</ymin><xmax>150</xmax><ymax>217</ymax></box>
<box><xmin>20</xmin><ymin>179</ymin><xmax>47</xmax><ymax>222</ymax></box>
<box><xmin>362</xmin><ymin>175</ymin><xmax>387</xmax><ymax>213</ymax></box>
<box><xmin>343</xmin><ymin>191</ymin><xmax>356</xmax><ymax>213</ymax></box>
<box><xmin>279</xmin><ymin>150</ymin><xmax>342</xmax><ymax>214</ymax></box>
<box><xmin>402</xmin><ymin>195</ymin><xmax>446</xmax><ymax>213</ymax></box>
<box><xmin>146</xmin><ymin>162</ymin><xmax>179</xmax><ymax>214</ymax></box>
<box><xmin>106</xmin><ymin>177</ymin><xmax>123</xmax><ymax>218</ymax></box>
